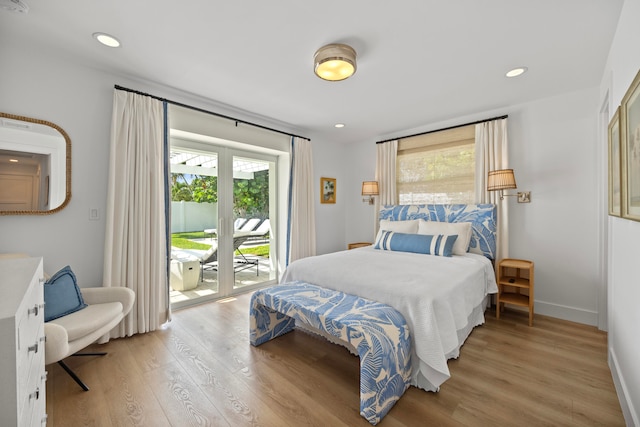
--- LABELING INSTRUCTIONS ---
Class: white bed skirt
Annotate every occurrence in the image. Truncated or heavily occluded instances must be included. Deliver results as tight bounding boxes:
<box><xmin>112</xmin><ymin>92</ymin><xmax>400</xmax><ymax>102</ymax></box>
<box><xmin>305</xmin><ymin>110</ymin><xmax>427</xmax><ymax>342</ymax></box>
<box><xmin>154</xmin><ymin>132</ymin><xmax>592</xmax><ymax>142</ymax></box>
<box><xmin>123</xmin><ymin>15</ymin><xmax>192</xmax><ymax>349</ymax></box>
<box><xmin>294</xmin><ymin>294</ymin><xmax>491</xmax><ymax>392</ymax></box>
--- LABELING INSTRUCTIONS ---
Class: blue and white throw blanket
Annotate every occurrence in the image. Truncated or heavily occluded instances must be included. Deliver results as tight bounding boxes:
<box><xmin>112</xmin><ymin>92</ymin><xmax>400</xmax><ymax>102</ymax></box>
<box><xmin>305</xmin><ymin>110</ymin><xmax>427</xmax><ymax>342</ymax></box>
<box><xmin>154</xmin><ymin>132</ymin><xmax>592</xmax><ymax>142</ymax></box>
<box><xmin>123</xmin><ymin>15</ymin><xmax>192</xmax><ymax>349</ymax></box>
<box><xmin>250</xmin><ymin>281</ymin><xmax>412</xmax><ymax>425</ymax></box>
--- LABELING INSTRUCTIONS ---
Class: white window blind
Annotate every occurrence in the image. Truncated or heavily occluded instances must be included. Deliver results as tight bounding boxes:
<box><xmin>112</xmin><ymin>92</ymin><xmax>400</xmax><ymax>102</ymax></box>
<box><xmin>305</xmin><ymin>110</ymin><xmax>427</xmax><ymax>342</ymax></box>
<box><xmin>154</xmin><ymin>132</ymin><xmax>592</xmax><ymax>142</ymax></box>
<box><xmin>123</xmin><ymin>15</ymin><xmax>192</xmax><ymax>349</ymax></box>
<box><xmin>396</xmin><ymin>125</ymin><xmax>475</xmax><ymax>204</ymax></box>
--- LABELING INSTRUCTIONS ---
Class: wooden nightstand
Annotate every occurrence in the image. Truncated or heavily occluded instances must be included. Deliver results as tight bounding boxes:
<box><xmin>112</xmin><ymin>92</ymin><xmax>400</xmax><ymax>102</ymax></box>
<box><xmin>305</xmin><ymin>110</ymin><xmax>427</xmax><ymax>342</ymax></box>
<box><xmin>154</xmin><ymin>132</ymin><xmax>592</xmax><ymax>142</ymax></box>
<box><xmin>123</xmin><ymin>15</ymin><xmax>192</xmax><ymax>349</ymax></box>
<box><xmin>348</xmin><ymin>242</ymin><xmax>372</xmax><ymax>250</ymax></box>
<box><xmin>496</xmin><ymin>258</ymin><xmax>534</xmax><ymax>326</ymax></box>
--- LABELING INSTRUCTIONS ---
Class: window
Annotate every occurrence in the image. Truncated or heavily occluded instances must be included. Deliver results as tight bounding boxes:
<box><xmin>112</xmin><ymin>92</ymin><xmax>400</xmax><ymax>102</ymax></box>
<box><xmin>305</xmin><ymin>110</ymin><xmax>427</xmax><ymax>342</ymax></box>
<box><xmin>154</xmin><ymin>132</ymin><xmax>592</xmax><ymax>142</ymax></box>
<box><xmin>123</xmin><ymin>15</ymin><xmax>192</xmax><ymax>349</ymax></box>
<box><xmin>397</xmin><ymin>124</ymin><xmax>475</xmax><ymax>204</ymax></box>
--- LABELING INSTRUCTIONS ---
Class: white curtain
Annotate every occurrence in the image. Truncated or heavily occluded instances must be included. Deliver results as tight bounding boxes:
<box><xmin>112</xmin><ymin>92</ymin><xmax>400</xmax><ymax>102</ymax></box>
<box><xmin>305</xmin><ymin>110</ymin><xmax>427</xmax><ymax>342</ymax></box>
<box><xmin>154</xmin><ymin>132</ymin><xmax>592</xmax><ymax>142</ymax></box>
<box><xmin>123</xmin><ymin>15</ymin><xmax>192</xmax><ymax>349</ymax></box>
<box><xmin>103</xmin><ymin>89</ymin><xmax>170</xmax><ymax>339</ymax></box>
<box><xmin>374</xmin><ymin>140</ymin><xmax>398</xmax><ymax>235</ymax></box>
<box><xmin>475</xmin><ymin>118</ymin><xmax>509</xmax><ymax>261</ymax></box>
<box><xmin>287</xmin><ymin>137</ymin><xmax>316</xmax><ymax>264</ymax></box>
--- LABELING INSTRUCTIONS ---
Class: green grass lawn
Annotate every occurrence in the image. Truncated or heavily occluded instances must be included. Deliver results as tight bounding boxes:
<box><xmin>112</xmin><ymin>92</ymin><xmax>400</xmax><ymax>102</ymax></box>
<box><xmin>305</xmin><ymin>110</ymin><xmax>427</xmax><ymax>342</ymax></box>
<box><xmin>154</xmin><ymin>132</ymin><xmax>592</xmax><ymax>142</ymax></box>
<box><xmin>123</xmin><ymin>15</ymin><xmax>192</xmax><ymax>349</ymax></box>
<box><xmin>171</xmin><ymin>232</ymin><xmax>269</xmax><ymax>257</ymax></box>
<box><xmin>171</xmin><ymin>234</ymin><xmax>210</xmax><ymax>250</ymax></box>
<box><xmin>243</xmin><ymin>244</ymin><xmax>269</xmax><ymax>257</ymax></box>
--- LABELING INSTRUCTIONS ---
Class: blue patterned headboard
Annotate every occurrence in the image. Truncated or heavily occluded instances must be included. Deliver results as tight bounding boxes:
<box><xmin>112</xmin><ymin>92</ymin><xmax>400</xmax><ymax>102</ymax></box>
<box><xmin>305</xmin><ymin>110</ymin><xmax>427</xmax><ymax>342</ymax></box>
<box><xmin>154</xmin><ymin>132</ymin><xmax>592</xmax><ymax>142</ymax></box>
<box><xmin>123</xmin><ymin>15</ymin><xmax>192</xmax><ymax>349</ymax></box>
<box><xmin>379</xmin><ymin>204</ymin><xmax>497</xmax><ymax>259</ymax></box>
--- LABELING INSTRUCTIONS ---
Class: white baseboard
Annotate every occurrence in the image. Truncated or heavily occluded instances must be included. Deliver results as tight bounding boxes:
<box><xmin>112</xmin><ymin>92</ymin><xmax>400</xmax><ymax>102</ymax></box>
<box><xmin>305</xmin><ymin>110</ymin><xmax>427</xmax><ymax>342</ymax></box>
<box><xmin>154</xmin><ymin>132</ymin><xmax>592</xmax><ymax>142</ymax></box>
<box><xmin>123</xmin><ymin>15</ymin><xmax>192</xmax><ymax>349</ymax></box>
<box><xmin>609</xmin><ymin>348</ymin><xmax>639</xmax><ymax>427</ymax></box>
<box><xmin>527</xmin><ymin>301</ymin><xmax>637</xmax><ymax>425</ymax></box>
<box><xmin>534</xmin><ymin>300</ymin><xmax>598</xmax><ymax>326</ymax></box>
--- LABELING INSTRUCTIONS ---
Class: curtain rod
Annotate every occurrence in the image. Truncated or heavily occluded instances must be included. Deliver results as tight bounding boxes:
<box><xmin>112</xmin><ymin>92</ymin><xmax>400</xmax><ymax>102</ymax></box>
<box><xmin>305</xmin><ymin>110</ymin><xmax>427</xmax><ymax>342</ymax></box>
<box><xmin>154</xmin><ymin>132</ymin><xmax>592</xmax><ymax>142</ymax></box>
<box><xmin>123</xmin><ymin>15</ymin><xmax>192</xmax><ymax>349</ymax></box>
<box><xmin>376</xmin><ymin>114</ymin><xmax>508</xmax><ymax>144</ymax></box>
<box><xmin>114</xmin><ymin>85</ymin><xmax>311</xmax><ymax>141</ymax></box>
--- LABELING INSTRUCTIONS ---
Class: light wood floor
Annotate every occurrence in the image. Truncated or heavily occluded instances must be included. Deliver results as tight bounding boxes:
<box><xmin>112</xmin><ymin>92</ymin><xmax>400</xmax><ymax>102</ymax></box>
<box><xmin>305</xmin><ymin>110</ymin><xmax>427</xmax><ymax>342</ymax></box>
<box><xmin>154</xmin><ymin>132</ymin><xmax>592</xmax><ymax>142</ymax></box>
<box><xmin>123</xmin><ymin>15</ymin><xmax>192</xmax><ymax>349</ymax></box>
<box><xmin>46</xmin><ymin>292</ymin><xmax>625</xmax><ymax>427</ymax></box>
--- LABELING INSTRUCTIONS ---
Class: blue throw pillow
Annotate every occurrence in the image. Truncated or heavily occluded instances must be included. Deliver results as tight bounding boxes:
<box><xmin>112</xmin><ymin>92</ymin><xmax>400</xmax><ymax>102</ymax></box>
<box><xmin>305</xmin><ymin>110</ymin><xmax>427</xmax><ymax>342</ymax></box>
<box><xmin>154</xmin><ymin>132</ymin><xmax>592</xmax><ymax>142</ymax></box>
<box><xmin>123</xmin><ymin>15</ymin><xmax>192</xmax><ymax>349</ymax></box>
<box><xmin>374</xmin><ymin>231</ymin><xmax>458</xmax><ymax>257</ymax></box>
<box><xmin>44</xmin><ymin>265</ymin><xmax>87</xmax><ymax>322</ymax></box>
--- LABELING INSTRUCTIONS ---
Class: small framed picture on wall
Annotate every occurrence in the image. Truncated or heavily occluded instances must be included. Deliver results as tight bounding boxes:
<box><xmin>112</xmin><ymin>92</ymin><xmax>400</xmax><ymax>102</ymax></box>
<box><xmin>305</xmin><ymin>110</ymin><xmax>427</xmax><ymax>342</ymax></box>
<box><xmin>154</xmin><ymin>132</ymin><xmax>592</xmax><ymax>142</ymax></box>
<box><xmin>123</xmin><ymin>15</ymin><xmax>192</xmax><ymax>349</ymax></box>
<box><xmin>621</xmin><ymin>68</ymin><xmax>640</xmax><ymax>222</ymax></box>
<box><xmin>608</xmin><ymin>107</ymin><xmax>621</xmax><ymax>217</ymax></box>
<box><xmin>320</xmin><ymin>177</ymin><xmax>336</xmax><ymax>204</ymax></box>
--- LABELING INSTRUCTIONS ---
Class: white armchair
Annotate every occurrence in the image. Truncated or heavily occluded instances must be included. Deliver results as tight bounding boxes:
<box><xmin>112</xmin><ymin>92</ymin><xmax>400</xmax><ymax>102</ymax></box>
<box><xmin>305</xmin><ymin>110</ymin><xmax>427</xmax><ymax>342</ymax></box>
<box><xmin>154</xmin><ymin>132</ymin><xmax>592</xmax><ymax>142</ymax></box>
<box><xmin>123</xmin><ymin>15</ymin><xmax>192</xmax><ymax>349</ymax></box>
<box><xmin>0</xmin><ymin>253</ymin><xmax>136</xmax><ymax>391</ymax></box>
<box><xmin>45</xmin><ymin>286</ymin><xmax>135</xmax><ymax>390</ymax></box>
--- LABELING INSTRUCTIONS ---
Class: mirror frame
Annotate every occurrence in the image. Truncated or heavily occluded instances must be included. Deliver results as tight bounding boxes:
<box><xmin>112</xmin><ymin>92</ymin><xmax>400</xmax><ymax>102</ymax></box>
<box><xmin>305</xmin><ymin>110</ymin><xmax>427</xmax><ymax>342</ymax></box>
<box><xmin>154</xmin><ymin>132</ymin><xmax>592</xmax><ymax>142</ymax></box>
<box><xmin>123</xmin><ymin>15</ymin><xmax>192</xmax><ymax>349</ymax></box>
<box><xmin>0</xmin><ymin>112</ymin><xmax>72</xmax><ymax>215</ymax></box>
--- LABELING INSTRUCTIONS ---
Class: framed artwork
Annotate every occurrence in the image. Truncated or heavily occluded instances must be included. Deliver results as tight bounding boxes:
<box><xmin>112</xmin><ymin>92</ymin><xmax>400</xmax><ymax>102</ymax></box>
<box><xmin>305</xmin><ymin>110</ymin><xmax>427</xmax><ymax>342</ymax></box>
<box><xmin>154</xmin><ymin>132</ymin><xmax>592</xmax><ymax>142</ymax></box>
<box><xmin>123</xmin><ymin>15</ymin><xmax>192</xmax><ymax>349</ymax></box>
<box><xmin>608</xmin><ymin>107</ymin><xmax>621</xmax><ymax>216</ymax></box>
<box><xmin>621</xmin><ymin>68</ymin><xmax>640</xmax><ymax>222</ymax></box>
<box><xmin>320</xmin><ymin>177</ymin><xmax>336</xmax><ymax>204</ymax></box>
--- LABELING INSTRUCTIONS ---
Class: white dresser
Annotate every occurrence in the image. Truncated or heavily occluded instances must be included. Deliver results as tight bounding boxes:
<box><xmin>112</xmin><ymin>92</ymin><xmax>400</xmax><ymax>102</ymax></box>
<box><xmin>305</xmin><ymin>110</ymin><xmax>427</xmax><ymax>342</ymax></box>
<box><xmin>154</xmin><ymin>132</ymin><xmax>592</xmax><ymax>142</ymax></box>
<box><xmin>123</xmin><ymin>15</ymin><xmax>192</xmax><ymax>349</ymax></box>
<box><xmin>0</xmin><ymin>257</ymin><xmax>47</xmax><ymax>426</ymax></box>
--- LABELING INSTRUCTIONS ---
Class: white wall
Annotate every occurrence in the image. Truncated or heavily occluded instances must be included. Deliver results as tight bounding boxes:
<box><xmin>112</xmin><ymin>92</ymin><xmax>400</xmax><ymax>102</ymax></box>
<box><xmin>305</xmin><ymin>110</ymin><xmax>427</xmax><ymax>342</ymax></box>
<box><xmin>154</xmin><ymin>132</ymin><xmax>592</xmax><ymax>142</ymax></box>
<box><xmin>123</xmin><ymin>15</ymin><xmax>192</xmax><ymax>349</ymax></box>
<box><xmin>508</xmin><ymin>88</ymin><xmax>602</xmax><ymax>326</ymax></box>
<box><xmin>600</xmin><ymin>0</ymin><xmax>640</xmax><ymax>424</ymax></box>
<box><xmin>0</xmin><ymin>40</ymin><xmax>114</xmax><ymax>284</ymax></box>
<box><xmin>344</xmin><ymin>139</ymin><xmax>378</xmax><ymax>244</ymax></box>
<box><xmin>309</xmin><ymin>133</ymin><xmax>349</xmax><ymax>255</ymax></box>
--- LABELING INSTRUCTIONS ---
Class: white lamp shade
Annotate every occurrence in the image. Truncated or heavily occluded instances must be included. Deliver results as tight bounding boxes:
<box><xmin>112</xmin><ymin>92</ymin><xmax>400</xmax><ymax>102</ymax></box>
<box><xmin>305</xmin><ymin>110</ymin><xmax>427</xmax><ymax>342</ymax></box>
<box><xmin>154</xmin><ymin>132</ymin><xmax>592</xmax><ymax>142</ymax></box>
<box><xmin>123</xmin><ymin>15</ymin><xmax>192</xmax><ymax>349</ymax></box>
<box><xmin>487</xmin><ymin>169</ymin><xmax>517</xmax><ymax>191</ymax></box>
<box><xmin>362</xmin><ymin>181</ymin><xmax>379</xmax><ymax>196</ymax></box>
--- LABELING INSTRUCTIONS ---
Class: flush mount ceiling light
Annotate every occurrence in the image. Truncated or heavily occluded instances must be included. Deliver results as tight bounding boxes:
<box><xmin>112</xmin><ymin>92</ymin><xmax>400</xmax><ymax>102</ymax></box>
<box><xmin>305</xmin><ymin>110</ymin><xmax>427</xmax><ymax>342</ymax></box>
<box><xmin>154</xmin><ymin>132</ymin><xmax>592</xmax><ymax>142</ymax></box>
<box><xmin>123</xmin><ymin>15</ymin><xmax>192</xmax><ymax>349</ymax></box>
<box><xmin>334</xmin><ymin>123</ymin><xmax>345</xmax><ymax>128</ymax></box>
<box><xmin>506</xmin><ymin>66</ymin><xmax>528</xmax><ymax>78</ymax></box>
<box><xmin>93</xmin><ymin>32</ymin><xmax>121</xmax><ymax>48</ymax></box>
<box><xmin>314</xmin><ymin>43</ymin><xmax>357</xmax><ymax>81</ymax></box>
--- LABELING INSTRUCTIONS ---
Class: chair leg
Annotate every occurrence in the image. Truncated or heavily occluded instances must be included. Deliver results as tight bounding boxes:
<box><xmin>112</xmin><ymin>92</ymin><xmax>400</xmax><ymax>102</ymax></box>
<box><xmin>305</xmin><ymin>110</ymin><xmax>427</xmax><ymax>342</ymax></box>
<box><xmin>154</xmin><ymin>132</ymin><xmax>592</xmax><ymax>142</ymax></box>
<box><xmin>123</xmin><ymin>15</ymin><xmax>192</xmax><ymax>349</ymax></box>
<box><xmin>58</xmin><ymin>360</ymin><xmax>90</xmax><ymax>391</ymax></box>
<box><xmin>73</xmin><ymin>352</ymin><xmax>108</xmax><ymax>357</ymax></box>
<box><xmin>58</xmin><ymin>352</ymin><xmax>107</xmax><ymax>391</ymax></box>
<box><xmin>236</xmin><ymin>248</ymin><xmax>259</xmax><ymax>276</ymax></box>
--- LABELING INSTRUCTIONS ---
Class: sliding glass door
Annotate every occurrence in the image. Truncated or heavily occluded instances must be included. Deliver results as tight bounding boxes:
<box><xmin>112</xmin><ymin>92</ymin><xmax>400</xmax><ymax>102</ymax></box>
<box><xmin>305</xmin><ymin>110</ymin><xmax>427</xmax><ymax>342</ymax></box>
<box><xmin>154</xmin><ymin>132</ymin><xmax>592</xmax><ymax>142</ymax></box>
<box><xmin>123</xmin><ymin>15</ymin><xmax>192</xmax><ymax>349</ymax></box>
<box><xmin>229</xmin><ymin>152</ymin><xmax>277</xmax><ymax>291</ymax></box>
<box><xmin>169</xmin><ymin>140</ymin><xmax>278</xmax><ymax>308</ymax></box>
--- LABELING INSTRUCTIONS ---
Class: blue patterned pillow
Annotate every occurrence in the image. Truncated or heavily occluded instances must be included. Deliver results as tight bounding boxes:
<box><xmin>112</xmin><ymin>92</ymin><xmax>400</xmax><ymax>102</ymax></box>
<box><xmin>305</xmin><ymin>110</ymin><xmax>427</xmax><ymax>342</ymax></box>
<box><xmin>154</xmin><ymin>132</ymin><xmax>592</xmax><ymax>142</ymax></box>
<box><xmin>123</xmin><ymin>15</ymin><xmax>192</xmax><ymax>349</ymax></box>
<box><xmin>44</xmin><ymin>265</ymin><xmax>87</xmax><ymax>322</ymax></box>
<box><xmin>374</xmin><ymin>231</ymin><xmax>458</xmax><ymax>257</ymax></box>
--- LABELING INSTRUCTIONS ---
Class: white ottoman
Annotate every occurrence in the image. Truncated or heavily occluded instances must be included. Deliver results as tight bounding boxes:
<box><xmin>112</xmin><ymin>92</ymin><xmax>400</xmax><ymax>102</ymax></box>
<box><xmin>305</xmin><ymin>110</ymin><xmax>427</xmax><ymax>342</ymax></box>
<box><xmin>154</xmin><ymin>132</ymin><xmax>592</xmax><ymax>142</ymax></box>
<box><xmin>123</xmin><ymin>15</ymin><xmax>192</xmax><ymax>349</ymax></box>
<box><xmin>170</xmin><ymin>257</ymin><xmax>200</xmax><ymax>291</ymax></box>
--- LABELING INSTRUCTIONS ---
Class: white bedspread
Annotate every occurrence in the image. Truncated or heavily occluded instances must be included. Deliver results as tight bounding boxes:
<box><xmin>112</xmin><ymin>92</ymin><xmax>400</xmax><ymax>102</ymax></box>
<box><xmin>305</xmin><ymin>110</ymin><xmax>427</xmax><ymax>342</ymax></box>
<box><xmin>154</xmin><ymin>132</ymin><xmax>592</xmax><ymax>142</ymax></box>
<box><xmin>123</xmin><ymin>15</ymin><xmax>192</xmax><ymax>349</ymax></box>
<box><xmin>281</xmin><ymin>247</ymin><xmax>498</xmax><ymax>391</ymax></box>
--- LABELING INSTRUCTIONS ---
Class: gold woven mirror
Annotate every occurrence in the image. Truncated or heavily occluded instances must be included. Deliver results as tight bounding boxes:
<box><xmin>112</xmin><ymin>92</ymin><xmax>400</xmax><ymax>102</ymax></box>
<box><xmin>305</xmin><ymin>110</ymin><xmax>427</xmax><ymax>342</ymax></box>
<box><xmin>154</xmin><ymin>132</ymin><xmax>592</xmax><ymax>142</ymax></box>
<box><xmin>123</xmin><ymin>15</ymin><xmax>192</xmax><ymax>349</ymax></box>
<box><xmin>0</xmin><ymin>112</ymin><xmax>71</xmax><ymax>215</ymax></box>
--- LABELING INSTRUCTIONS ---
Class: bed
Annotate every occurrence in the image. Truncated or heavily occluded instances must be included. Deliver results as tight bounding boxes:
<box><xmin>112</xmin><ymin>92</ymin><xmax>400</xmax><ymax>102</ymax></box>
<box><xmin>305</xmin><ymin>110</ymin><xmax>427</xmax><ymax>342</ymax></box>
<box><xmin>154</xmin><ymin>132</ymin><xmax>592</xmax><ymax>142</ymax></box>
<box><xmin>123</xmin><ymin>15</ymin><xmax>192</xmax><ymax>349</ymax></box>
<box><xmin>280</xmin><ymin>204</ymin><xmax>498</xmax><ymax>392</ymax></box>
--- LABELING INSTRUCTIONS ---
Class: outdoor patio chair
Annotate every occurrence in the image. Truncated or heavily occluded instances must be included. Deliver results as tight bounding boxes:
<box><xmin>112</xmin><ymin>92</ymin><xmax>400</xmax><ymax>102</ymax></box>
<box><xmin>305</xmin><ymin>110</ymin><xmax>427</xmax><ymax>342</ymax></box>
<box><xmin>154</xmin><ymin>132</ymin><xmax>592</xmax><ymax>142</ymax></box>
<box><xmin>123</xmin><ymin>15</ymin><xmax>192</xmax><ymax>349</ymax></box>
<box><xmin>237</xmin><ymin>218</ymin><xmax>261</xmax><ymax>232</ymax></box>
<box><xmin>246</xmin><ymin>219</ymin><xmax>270</xmax><ymax>243</ymax></box>
<box><xmin>233</xmin><ymin>234</ymin><xmax>260</xmax><ymax>276</ymax></box>
<box><xmin>200</xmin><ymin>235</ymin><xmax>258</xmax><ymax>279</ymax></box>
<box><xmin>234</xmin><ymin>218</ymin><xmax>248</xmax><ymax>230</ymax></box>
<box><xmin>199</xmin><ymin>242</ymin><xmax>219</xmax><ymax>281</ymax></box>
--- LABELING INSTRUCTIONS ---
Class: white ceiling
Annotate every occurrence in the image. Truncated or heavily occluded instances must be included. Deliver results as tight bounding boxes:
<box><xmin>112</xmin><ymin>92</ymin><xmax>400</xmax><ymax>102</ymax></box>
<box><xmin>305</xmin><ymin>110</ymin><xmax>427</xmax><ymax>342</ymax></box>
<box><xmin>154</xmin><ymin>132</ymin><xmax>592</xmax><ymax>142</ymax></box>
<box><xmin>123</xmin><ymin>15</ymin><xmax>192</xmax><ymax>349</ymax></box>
<box><xmin>1</xmin><ymin>0</ymin><xmax>624</xmax><ymax>144</ymax></box>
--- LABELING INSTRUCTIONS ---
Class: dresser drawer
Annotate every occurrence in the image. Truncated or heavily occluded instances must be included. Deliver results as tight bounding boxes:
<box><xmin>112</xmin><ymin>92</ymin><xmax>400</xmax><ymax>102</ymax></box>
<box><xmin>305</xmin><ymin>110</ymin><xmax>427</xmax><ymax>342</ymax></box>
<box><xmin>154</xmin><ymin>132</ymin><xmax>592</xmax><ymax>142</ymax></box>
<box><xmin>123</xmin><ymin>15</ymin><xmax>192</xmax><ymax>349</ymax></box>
<box><xmin>19</xmin><ymin>364</ymin><xmax>46</xmax><ymax>427</ymax></box>
<box><xmin>0</xmin><ymin>257</ymin><xmax>45</xmax><ymax>427</ymax></box>
<box><xmin>17</xmin><ymin>282</ymin><xmax>45</xmax><ymax>404</ymax></box>
<box><xmin>34</xmin><ymin>391</ymin><xmax>48</xmax><ymax>426</ymax></box>
<box><xmin>18</xmin><ymin>321</ymin><xmax>45</xmax><ymax>420</ymax></box>
<box><xmin>17</xmin><ymin>275</ymin><xmax>45</xmax><ymax>353</ymax></box>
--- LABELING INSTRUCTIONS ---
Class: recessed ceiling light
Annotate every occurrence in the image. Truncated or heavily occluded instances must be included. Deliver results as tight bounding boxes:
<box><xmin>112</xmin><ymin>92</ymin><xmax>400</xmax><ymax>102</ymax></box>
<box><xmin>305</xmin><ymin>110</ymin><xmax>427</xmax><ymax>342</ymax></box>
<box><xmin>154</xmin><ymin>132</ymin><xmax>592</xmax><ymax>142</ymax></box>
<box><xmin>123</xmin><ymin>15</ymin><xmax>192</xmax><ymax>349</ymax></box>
<box><xmin>334</xmin><ymin>123</ymin><xmax>345</xmax><ymax>128</ymax></box>
<box><xmin>506</xmin><ymin>67</ymin><xmax>528</xmax><ymax>78</ymax></box>
<box><xmin>93</xmin><ymin>32</ymin><xmax>121</xmax><ymax>48</ymax></box>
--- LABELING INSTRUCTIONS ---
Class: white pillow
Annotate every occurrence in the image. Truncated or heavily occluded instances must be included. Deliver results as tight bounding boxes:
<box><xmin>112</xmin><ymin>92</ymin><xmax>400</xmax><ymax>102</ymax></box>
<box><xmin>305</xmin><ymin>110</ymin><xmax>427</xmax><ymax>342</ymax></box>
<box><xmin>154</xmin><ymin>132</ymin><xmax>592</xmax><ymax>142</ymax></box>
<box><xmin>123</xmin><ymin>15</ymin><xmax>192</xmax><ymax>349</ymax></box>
<box><xmin>417</xmin><ymin>220</ymin><xmax>472</xmax><ymax>256</ymax></box>
<box><xmin>375</xmin><ymin>219</ymin><xmax>421</xmax><ymax>244</ymax></box>
<box><xmin>379</xmin><ymin>219</ymin><xmax>420</xmax><ymax>234</ymax></box>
